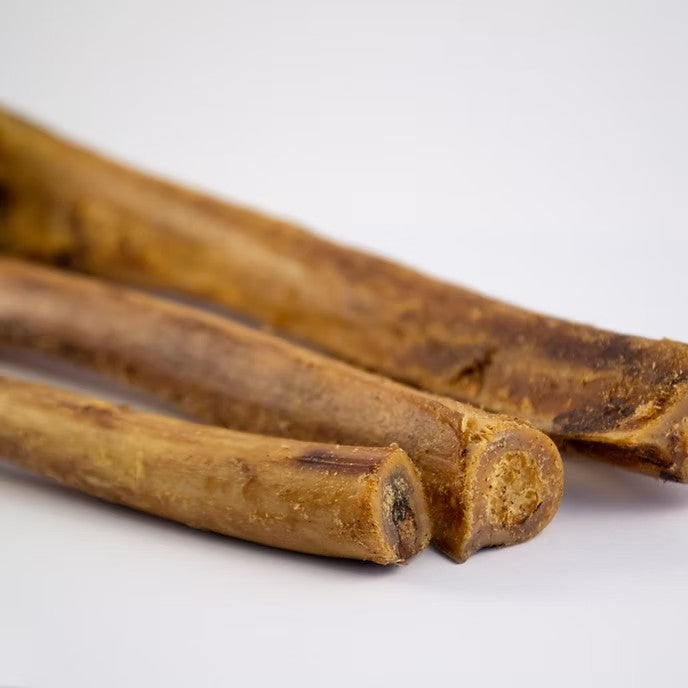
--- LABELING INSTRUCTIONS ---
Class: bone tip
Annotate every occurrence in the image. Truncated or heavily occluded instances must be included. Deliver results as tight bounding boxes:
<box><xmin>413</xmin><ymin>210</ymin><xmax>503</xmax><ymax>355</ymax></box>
<box><xmin>456</xmin><ymin>425</ymin><xmax>564</xmax><ymax>562</ymax></box>
<box><xmin>378</xmin><ymin>448</ymin><xmax>432</xmax><ymax>564</ymax></box>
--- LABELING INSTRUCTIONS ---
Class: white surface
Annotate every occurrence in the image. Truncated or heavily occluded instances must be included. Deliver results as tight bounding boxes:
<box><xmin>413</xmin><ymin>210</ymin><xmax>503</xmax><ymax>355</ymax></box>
<box><xmin>1</xmin><ymin>1</ymin><xmax>688</xmax><ymax>685</ymax></box>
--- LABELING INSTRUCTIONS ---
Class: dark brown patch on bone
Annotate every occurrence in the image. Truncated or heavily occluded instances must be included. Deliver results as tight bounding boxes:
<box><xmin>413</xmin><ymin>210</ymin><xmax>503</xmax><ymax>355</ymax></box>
<box><xmin>553</xmin><ymin>395</ymin><xmax>639</xmax><ymax>434</ymax></box>
<box><xmin>383</xmin><ymin>471</ymin><xmax>418</xmax><ymax>561</ymax></box>
<box><xmin>295</xmin><ymin>448</ymin><xmax>379</xmax><ymax>475</ymax></box>
<box><xmin>0</xmin><ymin>317</ymin><xmax>34</xmax><ymax>344</ymax></box>
<box><xmin>0</xmin><ymin>183</ymin><xmax>13</xmax><ymax>225</ymax></box>
<box><xmin>390</xmin><ymin>484</ymin><xmax>411</xmax><ymax>528</ymax></box>
<box><xmin>405</xmin><ymin>340</ymin><xmax>490</xmax><ymax>377</ymax></box>
<box><xmin>448</xmin><ymin>346</ymin><xmax>497</xmax><ymax>390</ymax></box>
<box><xmin>56</xmin><ymin>400</ymin><xmax>119</xmax><ymax>429</ymax></box>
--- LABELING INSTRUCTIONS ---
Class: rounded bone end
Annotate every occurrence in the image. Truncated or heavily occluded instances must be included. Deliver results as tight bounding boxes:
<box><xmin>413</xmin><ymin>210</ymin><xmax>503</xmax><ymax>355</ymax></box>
<box><xmin>440</xmin><ymin>425</ymin><xmax>564</xmax><ymax>563</ymax></box>
<box><xmin>372</xmin><ymin>446</ymin><xmax>432</xmax><ymax>564</ymax></box>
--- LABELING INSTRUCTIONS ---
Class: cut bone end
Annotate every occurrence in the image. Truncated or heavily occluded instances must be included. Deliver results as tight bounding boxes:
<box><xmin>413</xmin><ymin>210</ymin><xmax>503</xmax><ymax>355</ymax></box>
<box><xmin>444</xmin><ymin>425</ymin><xmax>564</xmax><ymax>563</ymax></box>
<box><xmin>374</xmin><ymin>446</ymin><xmax>432</xmax><ymax>564</ymax></box>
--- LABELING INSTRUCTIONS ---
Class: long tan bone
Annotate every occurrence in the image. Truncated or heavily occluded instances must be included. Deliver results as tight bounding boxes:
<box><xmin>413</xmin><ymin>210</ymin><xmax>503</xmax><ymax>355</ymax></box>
<box><xmin>0</xmin><ymin>376</ymin><xmax>432</xmax><ymax>564</ymax></box>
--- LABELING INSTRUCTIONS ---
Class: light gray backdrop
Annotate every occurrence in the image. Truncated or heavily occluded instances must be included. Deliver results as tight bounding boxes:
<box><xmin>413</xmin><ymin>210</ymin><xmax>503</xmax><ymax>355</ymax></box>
<box><xmin>1</xmin><ymin>1</ymin><xmax>687</xmax><ymax>686</ymax></box>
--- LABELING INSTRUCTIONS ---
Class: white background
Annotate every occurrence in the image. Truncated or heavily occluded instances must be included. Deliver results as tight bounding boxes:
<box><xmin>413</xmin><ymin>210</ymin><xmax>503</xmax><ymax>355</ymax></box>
<box><xmin>1</xmin><ymin>1</ymin><xmax>687</xmax><ymax>685</ymax></box>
